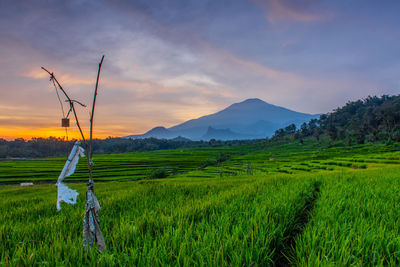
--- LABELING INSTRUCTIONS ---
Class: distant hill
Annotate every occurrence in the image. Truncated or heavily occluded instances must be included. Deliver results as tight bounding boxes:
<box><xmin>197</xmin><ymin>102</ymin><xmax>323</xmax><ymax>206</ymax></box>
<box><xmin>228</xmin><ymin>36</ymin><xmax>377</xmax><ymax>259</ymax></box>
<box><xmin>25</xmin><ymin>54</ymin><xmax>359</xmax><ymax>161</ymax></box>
<box><xmin>128</xmin><ymin>126</ymin><xmax>175</xmax><ymax>139</ymax></box>
<box><xmin>127</xmin><ymin>98</ymin><xmax>319</xmax><ymax>141</ymax></box>
<box><xmin>171</xmin><ymin>136</ymin><xmax>192</xmax><ymax>142</ymax></box>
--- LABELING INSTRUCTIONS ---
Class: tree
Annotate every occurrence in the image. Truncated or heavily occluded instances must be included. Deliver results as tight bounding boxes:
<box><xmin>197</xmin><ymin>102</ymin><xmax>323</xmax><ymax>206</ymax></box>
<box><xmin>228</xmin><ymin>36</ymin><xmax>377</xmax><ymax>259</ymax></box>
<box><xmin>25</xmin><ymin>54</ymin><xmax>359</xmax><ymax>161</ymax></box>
<box><xmin>284</xmin><ymin>124</ymin><xmax>296</xmax><ymax>134</ymax></box>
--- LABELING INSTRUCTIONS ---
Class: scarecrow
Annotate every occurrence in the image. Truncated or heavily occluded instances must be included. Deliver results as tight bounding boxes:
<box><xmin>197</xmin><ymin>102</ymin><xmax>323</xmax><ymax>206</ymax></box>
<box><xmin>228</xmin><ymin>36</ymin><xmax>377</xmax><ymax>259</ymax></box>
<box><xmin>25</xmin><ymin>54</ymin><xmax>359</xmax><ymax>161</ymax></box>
<box><xmin>42</xmin><ymin>55</ymin><xmax>106</xmax><ymax>252</ymax></box>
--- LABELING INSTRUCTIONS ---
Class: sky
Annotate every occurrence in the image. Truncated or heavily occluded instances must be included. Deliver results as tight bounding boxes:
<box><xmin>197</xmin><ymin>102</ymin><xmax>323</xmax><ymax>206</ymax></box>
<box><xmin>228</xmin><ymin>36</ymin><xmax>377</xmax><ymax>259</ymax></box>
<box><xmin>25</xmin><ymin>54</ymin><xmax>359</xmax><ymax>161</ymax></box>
<box><xmin>0</xmin><ymin>0</ymin><xmax>399</xmax><ymax>140</ymax></box>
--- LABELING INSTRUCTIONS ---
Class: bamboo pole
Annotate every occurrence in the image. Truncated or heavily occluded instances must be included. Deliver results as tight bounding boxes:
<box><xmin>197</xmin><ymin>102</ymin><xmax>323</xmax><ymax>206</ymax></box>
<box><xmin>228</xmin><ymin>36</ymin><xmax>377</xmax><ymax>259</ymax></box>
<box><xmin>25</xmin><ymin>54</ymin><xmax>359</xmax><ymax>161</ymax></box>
<box><xmin>89</xmin><ymin>55</ymin><xmax>105</xmax><ymax>178</ymax></box>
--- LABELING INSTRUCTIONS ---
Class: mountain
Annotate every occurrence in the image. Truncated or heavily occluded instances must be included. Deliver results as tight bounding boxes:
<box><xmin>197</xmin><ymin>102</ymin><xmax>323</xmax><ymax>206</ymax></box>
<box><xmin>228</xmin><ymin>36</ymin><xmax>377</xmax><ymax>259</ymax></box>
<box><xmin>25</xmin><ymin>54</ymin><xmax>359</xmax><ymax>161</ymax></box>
<box><xmin>126</xmin><ymin>98</ymin><xmax>320</xmax><ymax>141</ymax></box>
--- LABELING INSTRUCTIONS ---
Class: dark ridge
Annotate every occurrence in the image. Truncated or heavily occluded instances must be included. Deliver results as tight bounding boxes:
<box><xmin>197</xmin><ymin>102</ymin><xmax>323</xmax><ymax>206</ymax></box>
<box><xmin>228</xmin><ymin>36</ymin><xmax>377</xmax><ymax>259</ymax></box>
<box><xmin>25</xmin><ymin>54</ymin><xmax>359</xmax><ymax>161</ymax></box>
<box><xmin>275</xmin><ymin>181</ymin><xmax>321</xmax><ymax>267</ymax></box>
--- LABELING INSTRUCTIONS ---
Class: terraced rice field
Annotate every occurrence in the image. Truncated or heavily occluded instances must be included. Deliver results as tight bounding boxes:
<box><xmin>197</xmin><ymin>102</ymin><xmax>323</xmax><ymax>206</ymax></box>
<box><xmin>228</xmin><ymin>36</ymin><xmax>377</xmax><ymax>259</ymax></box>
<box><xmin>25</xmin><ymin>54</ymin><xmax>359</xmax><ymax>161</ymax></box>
<box><xmin>1</xmin><ymin>140</ymin><xmax>400</xmax><ymax>265</ymax></box>
<box><xmin>0</xmin><ymin>147</ymin><xmax>247</xmax><ymax>183</ymax></box>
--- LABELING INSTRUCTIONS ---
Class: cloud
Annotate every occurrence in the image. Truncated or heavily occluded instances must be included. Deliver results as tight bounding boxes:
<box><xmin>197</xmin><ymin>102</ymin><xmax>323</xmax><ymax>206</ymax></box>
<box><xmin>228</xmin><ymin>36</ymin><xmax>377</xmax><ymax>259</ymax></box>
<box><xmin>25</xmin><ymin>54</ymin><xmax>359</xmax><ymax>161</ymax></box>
<box><xmin>24</xmin><ymin>68</ymin><xmax>94</xmax><ymax>86</ymax></box>
<box><xmin>194</xmin><ymin>42</ymin><xmax>384</xmax><ymax>113</ymax></box>
<box><xmin>252</xmin><ymin>0</ymin><xmax>331</xmax><ymax>23</ymax></box>
<box><xmin>160</xmin><ymin>74</ymin><xmax>221</xmax><ymax>88</ymax></box>
<box><xmin>0</xmin><ymin>0</ymin><xmax>397</xmax><ymax>140</ymax></box>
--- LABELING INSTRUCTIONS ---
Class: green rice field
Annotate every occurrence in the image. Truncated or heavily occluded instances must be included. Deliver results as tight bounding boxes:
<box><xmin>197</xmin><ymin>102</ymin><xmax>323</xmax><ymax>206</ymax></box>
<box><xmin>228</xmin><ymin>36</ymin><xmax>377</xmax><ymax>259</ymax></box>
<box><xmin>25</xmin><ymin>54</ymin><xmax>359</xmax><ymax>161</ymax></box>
<box><xmin>1</xmin><ymin>140</ymin><xmax>400</xmax><ymax>266</ymax></box>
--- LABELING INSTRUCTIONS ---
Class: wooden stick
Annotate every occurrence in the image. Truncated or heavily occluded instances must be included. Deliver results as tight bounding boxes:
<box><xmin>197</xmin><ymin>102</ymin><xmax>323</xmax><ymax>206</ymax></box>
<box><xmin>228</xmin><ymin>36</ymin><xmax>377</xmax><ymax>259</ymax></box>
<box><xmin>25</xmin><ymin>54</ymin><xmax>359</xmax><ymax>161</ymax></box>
<box><xmin>89</xmin><ymin>55</ymin><xmax>105</xmax><ymax>170</ymax></box>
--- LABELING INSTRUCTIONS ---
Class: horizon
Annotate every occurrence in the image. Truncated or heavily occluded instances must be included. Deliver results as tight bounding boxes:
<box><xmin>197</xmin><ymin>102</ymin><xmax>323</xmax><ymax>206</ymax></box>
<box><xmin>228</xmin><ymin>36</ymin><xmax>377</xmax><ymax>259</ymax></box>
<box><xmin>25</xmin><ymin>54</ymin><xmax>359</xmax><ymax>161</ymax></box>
<box><xmin>2</xmin><ymin>97</ymin><xmax>321</xmax><ymax>141</ymax></box>
<box><xmin>1</xmin><ymin>1</ymin><xmax>399</xmax><ymax>140</ymax></box>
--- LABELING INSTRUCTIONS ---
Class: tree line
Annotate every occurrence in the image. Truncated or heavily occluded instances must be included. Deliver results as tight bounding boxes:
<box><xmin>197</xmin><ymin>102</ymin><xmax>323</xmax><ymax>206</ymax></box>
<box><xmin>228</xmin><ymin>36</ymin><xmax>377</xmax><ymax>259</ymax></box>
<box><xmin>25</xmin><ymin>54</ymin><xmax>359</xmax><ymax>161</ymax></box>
<box><xmin>270</xmin><ymin>95</ymin><xmax>400</xmax><ymax>145</ymax></box>
<box><xmin>0</xmin><ymin>137</ymin><xmax>257</xmax><ymax>158</ymax></box>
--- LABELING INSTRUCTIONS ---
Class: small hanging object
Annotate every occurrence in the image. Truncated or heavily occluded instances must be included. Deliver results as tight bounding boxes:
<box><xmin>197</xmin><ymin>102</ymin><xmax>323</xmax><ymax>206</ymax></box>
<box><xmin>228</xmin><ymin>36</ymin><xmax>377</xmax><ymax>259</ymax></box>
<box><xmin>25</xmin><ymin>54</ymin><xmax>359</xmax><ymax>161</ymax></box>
<box><xmin>61</xmin><ymin>118</ymin><xmax>70</xmax><ymax>127</ymax></box>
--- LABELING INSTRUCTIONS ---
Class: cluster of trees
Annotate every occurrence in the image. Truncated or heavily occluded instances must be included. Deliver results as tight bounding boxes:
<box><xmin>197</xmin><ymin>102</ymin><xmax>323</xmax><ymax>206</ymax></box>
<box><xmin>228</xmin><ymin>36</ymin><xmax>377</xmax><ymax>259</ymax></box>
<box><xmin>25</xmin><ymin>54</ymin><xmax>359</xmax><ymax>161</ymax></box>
<box><xmin>271</xmin><ymin>95</ymin><xmax>400</xmax><ymax>145</ymax></box>
<box><xmin>0</xmin><ymin>137</ymin><xmax>73</xmax><ymax>158</ymax></box>
<box><xmin>90</xmin><ymin>137</ymin><xmax>253</xmax><ymax>154</ymax></box>
<box><xmin>0</xmin><ymin>137</ymin><xmax>256</xmax><ymax>158</ymax></box>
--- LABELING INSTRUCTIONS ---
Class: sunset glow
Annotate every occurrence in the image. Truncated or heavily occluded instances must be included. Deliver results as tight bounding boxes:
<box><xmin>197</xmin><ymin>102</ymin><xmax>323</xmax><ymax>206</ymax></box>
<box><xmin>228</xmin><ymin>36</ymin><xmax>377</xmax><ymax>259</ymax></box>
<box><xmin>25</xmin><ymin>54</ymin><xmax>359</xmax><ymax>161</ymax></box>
<box><xmin>1</xmin><ymin>0</ymin><xmax>399</xmax><ymax>140</ymax></box>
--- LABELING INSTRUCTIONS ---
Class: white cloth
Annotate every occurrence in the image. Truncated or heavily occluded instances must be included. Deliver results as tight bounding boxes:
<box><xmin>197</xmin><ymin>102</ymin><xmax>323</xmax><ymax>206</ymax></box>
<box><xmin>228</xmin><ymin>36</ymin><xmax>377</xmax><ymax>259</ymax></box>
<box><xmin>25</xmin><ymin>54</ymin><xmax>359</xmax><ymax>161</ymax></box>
<box><xmin>56</xmin><ymin>141</ymin><xmax>85</xmax><ymax>210</ymax></box>
<box><xmin>56</xmin><ymin>182</ymin><xmax>79</xmax><ymax>210</ymax></box>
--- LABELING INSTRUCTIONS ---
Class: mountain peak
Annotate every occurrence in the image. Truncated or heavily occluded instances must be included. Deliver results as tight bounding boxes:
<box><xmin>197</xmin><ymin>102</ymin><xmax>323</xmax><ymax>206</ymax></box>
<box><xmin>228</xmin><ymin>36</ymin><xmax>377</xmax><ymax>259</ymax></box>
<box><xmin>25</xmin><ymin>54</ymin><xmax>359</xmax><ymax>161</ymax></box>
<box><xmin>223</xmin><ymin>98</ymin><xmax>273</xmax><ymax>112</ymax></box>
<box><xmin>241</xmin><ymin>98</ymin><xmax>265</xmax><ymax>104</ymax></box>
<box><xmin>233</xmin><ymin>98</ymin><xmax>269</xmax><ymax>107</ymax></box>
<box><xmin>147</xmin><ymin>126</ymin><xmax>168</xmax><ymax>134</ymax></box>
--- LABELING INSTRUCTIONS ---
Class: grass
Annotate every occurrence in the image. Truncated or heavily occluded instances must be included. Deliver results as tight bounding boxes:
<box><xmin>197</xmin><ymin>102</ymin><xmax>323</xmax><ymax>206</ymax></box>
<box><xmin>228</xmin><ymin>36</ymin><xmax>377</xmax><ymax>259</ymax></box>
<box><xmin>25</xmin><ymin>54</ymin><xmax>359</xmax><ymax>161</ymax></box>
<box><xmin>294</xmin><ymin>168</ymin><xmax>400</xmax><ymax>266</ymax></box>
<box><xmin>1</xmin><ymin>139</ymin><xmax>400</xmax><ymax>265</ymax></box>
<box><xmin>0</xmin><ymin>175</ymin><xmax>316</xmax><ymax>265</ymax></box>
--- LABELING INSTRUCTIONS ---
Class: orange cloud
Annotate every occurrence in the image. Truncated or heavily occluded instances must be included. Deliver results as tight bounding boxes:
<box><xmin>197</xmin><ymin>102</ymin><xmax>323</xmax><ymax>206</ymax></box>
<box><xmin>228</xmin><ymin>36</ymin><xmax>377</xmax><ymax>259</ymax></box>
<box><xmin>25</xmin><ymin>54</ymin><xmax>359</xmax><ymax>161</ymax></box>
<box><xmin>252</xmin><ymin>0</ymin><xmax>330</xmax><ymax>23</ymax></box>
<box><xmin>24</xmin><ymin>68</ymin><xmax>94</xmax><ymax>86</ymax></box>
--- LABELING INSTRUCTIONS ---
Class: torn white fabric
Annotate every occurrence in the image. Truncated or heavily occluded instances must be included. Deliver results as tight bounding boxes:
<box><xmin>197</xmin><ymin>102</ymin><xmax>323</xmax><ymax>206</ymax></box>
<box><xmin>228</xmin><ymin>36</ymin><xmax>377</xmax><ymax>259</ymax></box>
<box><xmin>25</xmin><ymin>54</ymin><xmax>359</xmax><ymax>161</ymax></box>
<box><xmin>83</xmin><ymin>182</ymin><xmax>105</xmax><ymax>252</ymax></box>
<box><xmin>56</xmin><ymin>182</ymin><xmax>79</xmax><ymax>210</ymax></box>
<box><xmin>56</xmin><ymin>141</ymin><xmax>85</xmax><ymax>210</ymax></box>
<box><xmin>57</xmin><ymin>141</ymin><xmax>85</xmax><ymax>183</ymax></box>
